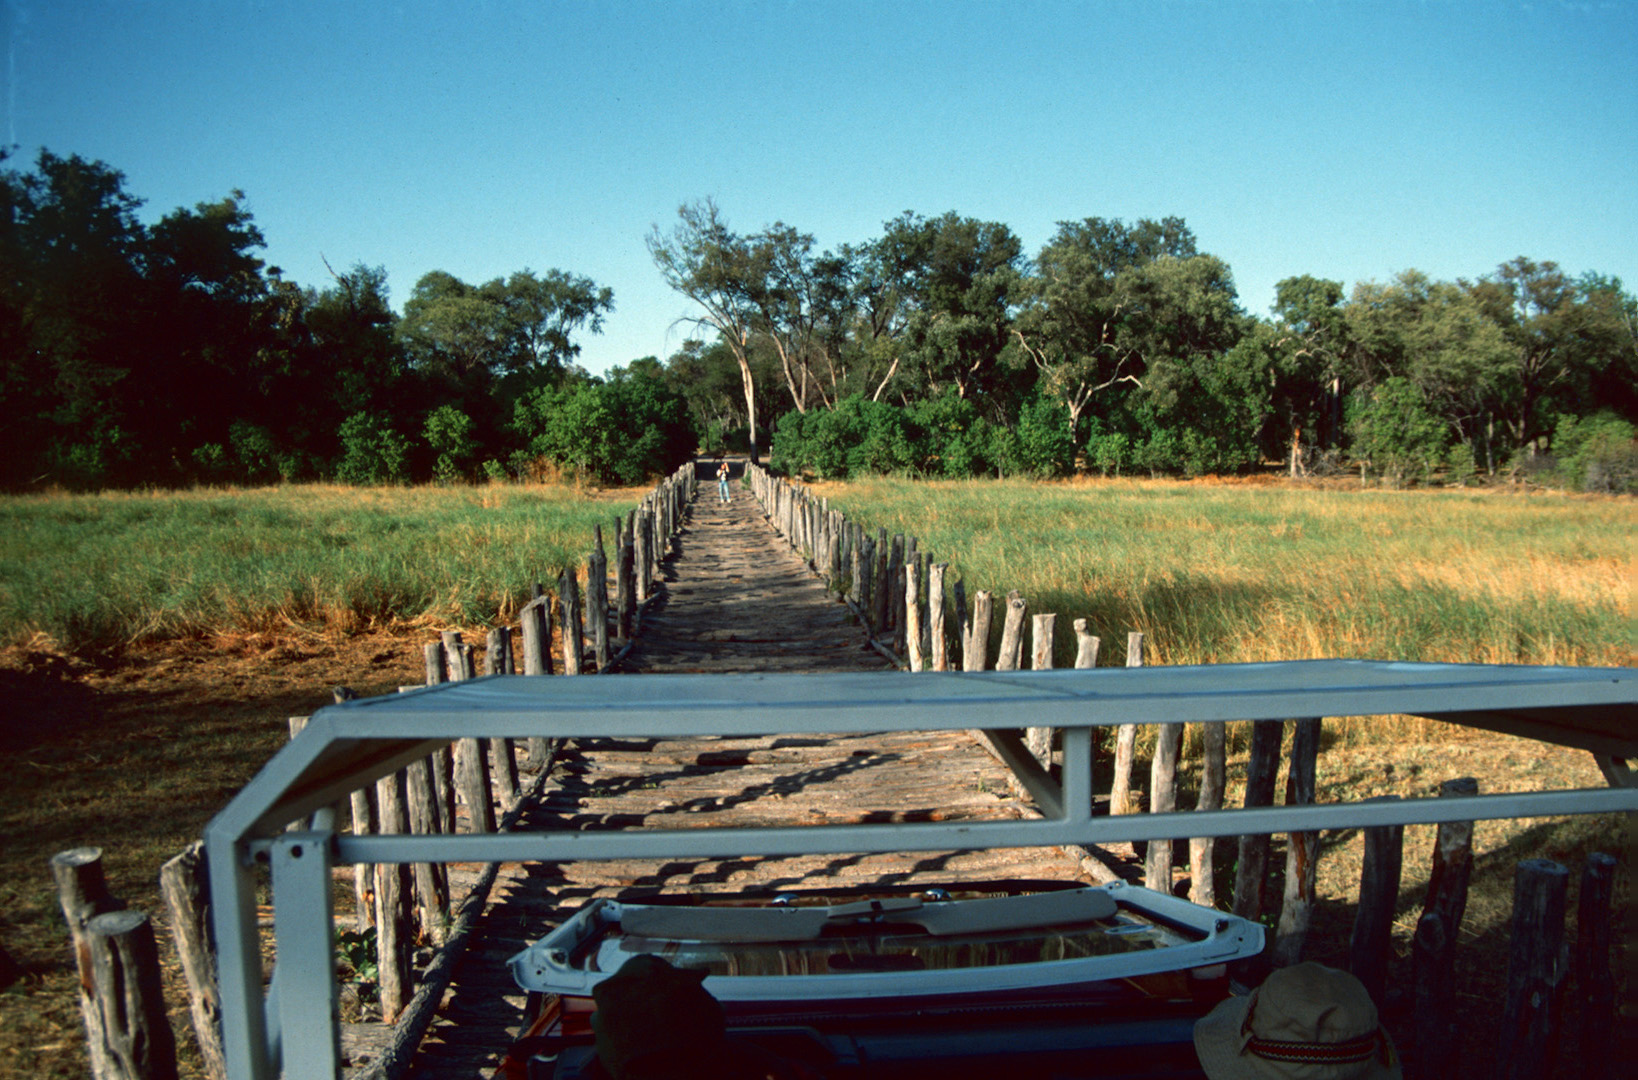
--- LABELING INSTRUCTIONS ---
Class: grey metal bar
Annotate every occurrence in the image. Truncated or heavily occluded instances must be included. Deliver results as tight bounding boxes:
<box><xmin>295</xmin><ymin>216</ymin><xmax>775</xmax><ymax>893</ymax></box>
<box><xmin>271</xmin><ymin>832</ymin><xmax>341</xmax><ymax>1078</ymax></box>
<box><xmin>327</xmin><ymin>785</ymin><xmax>1637</xmax><ymax>866</ymax></box>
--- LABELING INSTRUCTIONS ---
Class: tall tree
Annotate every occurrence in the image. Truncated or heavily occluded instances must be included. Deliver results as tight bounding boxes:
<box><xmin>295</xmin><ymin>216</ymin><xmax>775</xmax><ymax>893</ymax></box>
<box><xmin>1012</xmin><ymin>216</ymin><xmax>1203</xmax><ymax>433</ymax></box>
<box><xmin>648</xmin><ymin>199</ymin><xmax>766</xmax><ymax>461</ymax></box>
<box><xmin>881</xmin><ymin>211</ymin><xmax>1024</xmax><ymax>409</ymax></box>
<box><xmin>1346</xmin><ymin>270</ymin><xmax>1514</xmax><ymax>470</ymax></box>
<box><xmin>399</xmin><ymin>268</ymin><xmax>611</xmax><ymax>385</ymax></box>
<box><xmin>1270</xmin><ymin>275</ymin><xmax>1349</xmax><ymax>474</ymax></box>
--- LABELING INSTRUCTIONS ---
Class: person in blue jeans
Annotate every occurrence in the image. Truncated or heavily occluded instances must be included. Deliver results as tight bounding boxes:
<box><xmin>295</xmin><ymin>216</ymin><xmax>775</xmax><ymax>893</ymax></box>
<box><xmin>716</xmin><ymin>461</ymin><xmax>731</xmax><ymax>503</ymax></box>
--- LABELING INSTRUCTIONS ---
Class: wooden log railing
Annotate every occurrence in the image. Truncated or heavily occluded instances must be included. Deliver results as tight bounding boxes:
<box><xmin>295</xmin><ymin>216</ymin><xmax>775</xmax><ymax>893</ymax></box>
<box><xmin>52</xmin><ymin>463</ymin><xmax>699</xmax><ymax>1079</ymax></box>
<box><xmin>741</xmin><ymin>461</ymin><xmax>1626</xmax><ymax>1078</ymax></box>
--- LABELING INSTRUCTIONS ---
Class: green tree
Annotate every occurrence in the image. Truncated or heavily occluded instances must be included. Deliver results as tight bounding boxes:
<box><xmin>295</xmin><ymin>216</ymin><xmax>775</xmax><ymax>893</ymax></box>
<box><xmin>336</xmin><ymin>412</ymin><xmax>411</xmax><ymax>485</ymax></box>
<box><xmin>1348</xmin><ymin>377</ymin><xmax>1449</xmax><ymax>486</ymax></box>
<box><xmin>648</xmin><ymin>199</ymin><xmax>768</xmax><ymax>462</ymax></box>
<box><xmin>874</xmin><ymin>211</ymin><xmax>1024</xmax><ymax>409</ymax></box>
<box><xmin>423</xmin><ymin>405</ymin><xmax>478</xmax><ymax>482</ymax></box>
<box><xmin>1346</xmin><ymin>270</ymin><xmax>1513</xmax><ymax>472</ymax></box>
<box><xmin>399</xmin><ymin>268</ymin><xmax>611</xmax><ymax>385</ymax></box>
<box><xmin>1270</xmin><ymin>275</ymin><xmax>1349</xmax><ymax>474</ymax></box>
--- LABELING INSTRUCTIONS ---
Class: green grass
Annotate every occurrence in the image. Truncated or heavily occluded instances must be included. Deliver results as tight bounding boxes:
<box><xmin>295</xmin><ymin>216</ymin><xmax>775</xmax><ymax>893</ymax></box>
<box><xmin>0</xmin><ymin>483</ymin><xmax>643</xmax><ymax>654</ymax></box>
<box><xmin>816</xmin><ymin>475</ymin><xmax>1632</xmax><ymax>749</ymax></box>
<box><xmin>819</xmin><ymin>476</ymin><xmax>1633</xmax><ymax>670</ymax></box>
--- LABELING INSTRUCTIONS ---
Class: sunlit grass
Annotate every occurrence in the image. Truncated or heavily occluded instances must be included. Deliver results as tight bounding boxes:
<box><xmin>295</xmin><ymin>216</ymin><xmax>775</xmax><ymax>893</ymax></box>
<box><xmin>814</xmin><ymin>476</ymin><xmax>1634</xmax><ymax>745</ymax></box>
<box><xmin>0</xmin><ymin>483</ymin><xmax>643</xmax><ymax>654</ymax></box>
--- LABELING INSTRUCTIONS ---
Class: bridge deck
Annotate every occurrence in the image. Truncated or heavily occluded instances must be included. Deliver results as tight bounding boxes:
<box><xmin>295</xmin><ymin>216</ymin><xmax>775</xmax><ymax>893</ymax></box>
<box><xmin>392</xmin><ymin>482</ymin><xmax>1094</xmax><ymax>1078</ymax></box>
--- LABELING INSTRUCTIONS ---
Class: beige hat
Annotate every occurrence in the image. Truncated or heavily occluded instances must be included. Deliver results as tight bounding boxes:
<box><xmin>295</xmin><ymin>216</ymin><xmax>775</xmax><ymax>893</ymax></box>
<box><xmin>1193</xmin><ymin>962</ymin><xmax>1402</xmax><ymax>1080</ymax></box>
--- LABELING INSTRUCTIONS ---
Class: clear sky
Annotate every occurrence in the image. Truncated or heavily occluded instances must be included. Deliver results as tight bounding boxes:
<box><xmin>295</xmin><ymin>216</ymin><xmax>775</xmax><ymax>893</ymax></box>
<box><xmin>6</xmin><ymin>0</ymin><xmax>1635</xmax><ymax>375</ymax></box>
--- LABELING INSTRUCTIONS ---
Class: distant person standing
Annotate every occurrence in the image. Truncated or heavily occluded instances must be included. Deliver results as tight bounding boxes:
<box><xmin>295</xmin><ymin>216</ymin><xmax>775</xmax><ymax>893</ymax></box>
<box><xmin>716</xmin><ymin>461</ymin><xmax>731</xmax><ymax>503</ymax></box>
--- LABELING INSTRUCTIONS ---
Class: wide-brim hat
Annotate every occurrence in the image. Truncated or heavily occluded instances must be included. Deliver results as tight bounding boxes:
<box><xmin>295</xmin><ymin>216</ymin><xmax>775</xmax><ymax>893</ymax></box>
<box><xmin>1193</xmin><ymin>962</ymin><xmax>1402</xmax><ymax>1080</ymax></box>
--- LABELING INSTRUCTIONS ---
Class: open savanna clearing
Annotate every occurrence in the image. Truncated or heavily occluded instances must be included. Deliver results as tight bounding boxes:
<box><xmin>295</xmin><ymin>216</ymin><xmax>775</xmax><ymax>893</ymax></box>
<box><xmin>0</xmin><ymin>481</ymin><xmax>655</xmax><ymax>655</ymax></box>
<box><xmin>0</xmin><ymin>475</ymin><xmax>1629</xmax><ymax>1077</ymax></box>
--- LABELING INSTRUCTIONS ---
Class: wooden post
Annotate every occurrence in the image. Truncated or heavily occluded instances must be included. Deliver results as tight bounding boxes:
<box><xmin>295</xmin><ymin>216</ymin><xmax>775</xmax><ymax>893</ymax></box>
<box><xmin>1272</xmin><ymin>717</ymin><xmax>1322</xmax><ymax>967</ymax></box>
<box><xmin>159</xmin><ymin>843</ymin><xmax>226</xmax><ymax>1080</ymax></box>
<box><xmin>1145</xmin><ymin>715</ymin><xmax>1183</xmax><ymax>894</ymax></box>
<box><xmin>995</xmin><ymin>591</ymin><xmax>1027</xmax><ymax>671</ymax></box>
<box><xmin>373</xmin><ymin>769</ymin><xmax>414</xmax><ymax>1020</ymax></box>
<box><xmin>1026</xmin><ymin>613</ymin><xmax>1056</xmax><ymax>766</ymax></box>
<box><xmin>589</xmin><ymin>527</ymin><xmax>611</xmax><ymax>671</ymax></box>
<box><xmin>616</xmin><ymin>528</ymin><xmax>635</xmax><ymax>640</ymax></box>
<box><xmin>1347</xmin><ymin>796</ymin><xmax>1404</xmax><ymax>1006</ymax></box>
<box><xmin>1408</xmin><ymin>776</ymin><xmax>1474</xmax><ymax>1075</ymax></box>
<box><xmin>1574</xmin><ymin>852</ymin><xmax>1616</xmax><ymax>1076</ymax></box>
<box><xmin>53</xmin><ymin>847</ymin><xmax>120</xmax><ymax>1080</ymax></box>
<box><xmin>1231</xmin><ymin>719</ymin><xmax>1285</xmax><ymax>922</ymax></box>
<box><xmin>964</xmin><ymin>590</ymin><xmax>993</xmax><ymax>671</ymax></box>
<box><xmin>904</xmin><ymin>564</ymin><xmax>924</xmax><ymax>672</ymax></box>
<box><xmin>857</xmin><ymin>535</ymin><xmax>875</xmax><ymax>627</ymax></box>
<box><xmin>1498</xmin><ymin>859</ymin><xmax>1570</xmax><ymax>1079</ymax></box>
<box><xmin>929</xmin><ymin>563</ymin><xmax>949</xmax><ymax>671</ymax></box>
<box><xmin>951</xmin><ymin>577</ymin><xmax>968</xmax><ymax>671</ymax></box>
<box><xmin>559</xmin><ymin>567</ymin><xmax>583</xmax><ymax>675</ymax></box>
<box><xmin>634</xmin><ymin>511</ymin><xmax>651</xmax><ymax>603</ymax></box>
<box><xmin>483</xmin><ymin>627</ymin><xmax>518</xmax><ymax>806</ymax></box>
<box><xmin>402</xmin><ymin>758</ymin><xmax>449</xmax><ymax>944</ymax></box>
<box><xmin>1188</xmin><ymin>720</ymin><xmax>1226</xmax><ymax>908</ymax></box>
<box><xmin>484</xmin><ymin>626</ymin><xmax>513</xmax><ymax>676</ymax></box>
<box><xmin>1411</xmin><ymin>910</ymin><xmax>1453</xmax><ymax>1077</ymax></box>
<box><xmin>87</xmin><ymin>910</ymin><xmax>177</xmax><ymax>1080</ymax></box>
<box><xmin>520</xmin><ymin>589</ymin><xmax>551</xmax><ymax>771</ymax></box>
<box><xmin>423</xmin><ymin>641</ymin><xmax>445</xmax><ymax>686</ymax></box>
<box><xmin>520</xmin><ymin>593</ymin><xmax>551</xmax><ymax>675</ymax></box>
<box><xmin>1109</xmin><ymin>632</ymin><xmax>1144</xmax><ymax>816</ymax></box>
<box><xmin>1072</xmin><ymin>619</ymin><xmax>1100</xmax><ymax>669</ymax></box>
<box><xmin>849</xmin><ymin>535</ymin><xmax>865</xmax><ymax>607</ymax></box>
<box><xmin>873</xmin><ymin>528</ymin><xmax>890</xmax><ymax>633</ymax></box>
<box><xmin>888</xmin><ymin>534</ymin><xmax>906</xmax><ymax>648</ymax></box>
<box><xmin>1413</xmin><ymin>776</ymin><xmax>1479</xmax><ymax>1072</ymax></box>
<box><xmin>915</xmin><ymin>552</ymin><xmax>930</xmax><ymax>660</ymax></box>
<box><xmin>348</xmin><ymin>780</ymin><xmax>374</xmax><ymax>931</ymax></box>
<box><xmin>1423</xmin><ymin>776</ymin><xmax>1479</xmax><ymax>937</ymax></box>
<box><xmin>441</xmin><ymin>630</ymin><xmax>476</xmax><ymax>681</ymax></box>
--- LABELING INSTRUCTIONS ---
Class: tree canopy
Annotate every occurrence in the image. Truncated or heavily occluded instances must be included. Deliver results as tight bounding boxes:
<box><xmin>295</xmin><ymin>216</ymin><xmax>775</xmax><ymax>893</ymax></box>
<box><xmin>3</xmin><ymin>148</ymin><xmax>1632</xmax><ymax>492</ymax></box>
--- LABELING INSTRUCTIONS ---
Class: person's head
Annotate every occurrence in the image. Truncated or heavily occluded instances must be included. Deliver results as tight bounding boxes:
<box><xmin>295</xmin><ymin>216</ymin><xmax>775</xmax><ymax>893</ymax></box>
<box><xmin>592</xmin><ymin>955</ymin><xmax>725</xmax><ymax>1080</ymax></box>
<box><xmin>1193</xmin><ymin>962</ymin><xmax>1401</xmax><ymax>1080</ymax></box>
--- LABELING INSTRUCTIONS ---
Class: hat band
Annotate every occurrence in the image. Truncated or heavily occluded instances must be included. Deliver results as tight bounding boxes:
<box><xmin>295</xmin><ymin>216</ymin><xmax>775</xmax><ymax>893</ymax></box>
<box><xmin>1246</xmin><ymin>1031</ymin><xmax>1380</xmax><ymax>1065</ymax></box>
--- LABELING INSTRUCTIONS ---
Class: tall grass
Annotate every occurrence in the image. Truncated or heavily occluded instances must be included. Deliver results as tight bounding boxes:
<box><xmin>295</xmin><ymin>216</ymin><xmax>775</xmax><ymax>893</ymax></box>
<box><xmin>819</xmin><ymin>477</ymin><xmax>1633</xmax><ymax>742</ymax></box>
<box><xmin>0</xmin><ymin>483</ymin><xmax>643</xmax><ymax>653</ymax></box>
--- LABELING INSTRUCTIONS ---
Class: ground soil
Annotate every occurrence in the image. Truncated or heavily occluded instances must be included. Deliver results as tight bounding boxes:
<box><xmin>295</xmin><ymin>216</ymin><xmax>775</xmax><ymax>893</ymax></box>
<box><xmin>0</xmin><ymin>629</ymin><xmax>427</xmax><ymax>1079</ymax></box>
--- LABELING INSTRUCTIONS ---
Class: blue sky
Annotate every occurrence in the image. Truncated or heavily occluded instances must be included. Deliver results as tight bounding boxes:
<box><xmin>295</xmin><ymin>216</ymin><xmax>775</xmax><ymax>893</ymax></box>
<box><xmin>6</xmin><ymin>1</ymin><xmax>1635</xmax><ymax>375</ymax></box>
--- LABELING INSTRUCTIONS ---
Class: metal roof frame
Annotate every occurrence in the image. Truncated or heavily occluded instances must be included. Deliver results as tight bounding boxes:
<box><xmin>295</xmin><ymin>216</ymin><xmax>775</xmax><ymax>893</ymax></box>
<box><xmin>204</xmin><ymin>660</ymin><xmax>1636</xmax><ymax>1079</ymax></box>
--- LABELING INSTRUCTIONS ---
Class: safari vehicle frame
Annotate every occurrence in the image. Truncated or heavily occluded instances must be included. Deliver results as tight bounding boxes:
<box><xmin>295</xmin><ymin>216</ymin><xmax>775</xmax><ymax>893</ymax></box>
<box><xmin>204</xmin><ymin>660</ymin><xmax>1637</xmax><ymax>1079</ymax></box>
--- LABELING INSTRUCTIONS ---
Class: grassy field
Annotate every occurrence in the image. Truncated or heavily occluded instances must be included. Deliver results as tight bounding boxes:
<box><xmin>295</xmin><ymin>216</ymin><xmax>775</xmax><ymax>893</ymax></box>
<box><xmin>0</xmin><ymin>482</ymin><xmax>649</xmax><ymax>656</ymax></box>
<box><xmin>0</xmin><ymin>475</ymin><xmax>1630</xmax><ymax>1077</ymax></box>
<box><xmin>816</xmin><ymin>476</ymin><xmax>1632</xmax><ymax>739</ymax></box>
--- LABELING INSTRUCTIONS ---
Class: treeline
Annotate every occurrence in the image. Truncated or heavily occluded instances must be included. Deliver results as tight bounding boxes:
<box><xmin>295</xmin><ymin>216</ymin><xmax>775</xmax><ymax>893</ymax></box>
<box><xmin>0</xmin><ymin>150</ymin><xmax>692</xmax><ymax>489</ymax></box>
<box><xmin>652</xmin><ymin>200</ymin><xmax>1638</xmax><ymax>491</ymax></box>
<box><xmin>5</xmin><ymin>149</ymin><xmax>1635</xmax><ymax>493</ymax></box>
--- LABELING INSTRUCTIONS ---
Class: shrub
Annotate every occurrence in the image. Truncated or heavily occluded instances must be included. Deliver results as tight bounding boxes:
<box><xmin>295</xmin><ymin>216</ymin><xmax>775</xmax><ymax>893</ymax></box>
<box><xmin>1010</xmin><ymin>395</ymin><xmax>1076</xmax><ymax>477</ymax></box>
<box><xmin>1549</xmin><ymin>412</ymin><xmax>1637</xmax><ymax>493</ymax></box>
<box><xmin>423</xmin><ymin>405</ymin><xmax>478</xmax><ymax>483</ymax></box>
<box><xmin>336</xmin><ymin>412</ymin><xmax>411</xmax><ymax>485</ymax></box>
<box><xmin>1348</xmin><ymin>377</ymin><xmax>1448</xmax><ymax>486</ymax></box>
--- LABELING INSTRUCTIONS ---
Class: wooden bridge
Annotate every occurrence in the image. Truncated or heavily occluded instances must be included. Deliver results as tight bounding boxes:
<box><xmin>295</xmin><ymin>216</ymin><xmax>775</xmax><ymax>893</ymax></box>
<box><xmin>393</xmin><ymin>482</ymin><xmax>1096</xmax><ymax>1076</ymax></box>
<box><xmin>160</xmin><ymin>462</ymin><xmax>1634</xmax><ymax>1080</ymax></box>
